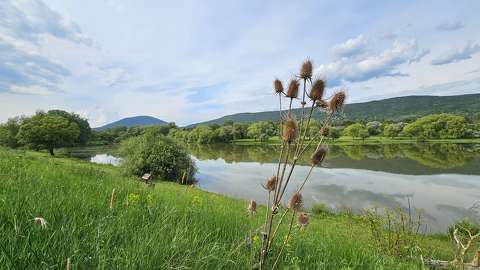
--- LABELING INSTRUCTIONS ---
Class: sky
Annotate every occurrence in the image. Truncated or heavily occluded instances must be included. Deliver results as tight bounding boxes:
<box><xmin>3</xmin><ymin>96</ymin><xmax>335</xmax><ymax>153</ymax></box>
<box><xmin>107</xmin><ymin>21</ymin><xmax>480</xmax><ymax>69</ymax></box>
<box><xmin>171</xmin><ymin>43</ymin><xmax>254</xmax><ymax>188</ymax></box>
<box><xmin>1</xmin><ymin>0</ymin><xmax>480</xmax><ymax>127</ymax></box>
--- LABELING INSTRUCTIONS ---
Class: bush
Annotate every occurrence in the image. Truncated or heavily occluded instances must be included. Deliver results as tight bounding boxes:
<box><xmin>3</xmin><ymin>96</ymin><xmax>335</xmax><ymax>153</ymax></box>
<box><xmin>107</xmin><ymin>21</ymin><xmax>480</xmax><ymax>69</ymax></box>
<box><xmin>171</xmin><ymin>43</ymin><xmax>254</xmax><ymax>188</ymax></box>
<box><xmin>119</xmin><ymin>131</ymin><xmax>196</xmax><ymax>183</ymax></box>
<box><xmin>311</xmin><ymin>203</ymin><xmax>334</xmax><ymax>216</ymax></box>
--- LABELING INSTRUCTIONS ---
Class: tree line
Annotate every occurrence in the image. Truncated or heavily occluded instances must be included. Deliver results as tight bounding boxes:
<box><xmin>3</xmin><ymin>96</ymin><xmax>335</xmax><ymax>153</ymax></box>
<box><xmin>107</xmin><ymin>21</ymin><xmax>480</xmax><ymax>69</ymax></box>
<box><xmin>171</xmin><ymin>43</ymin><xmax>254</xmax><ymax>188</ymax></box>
<box><xmin>2</xmin><ymin>112</ymin><xmax>479</xmax><ymax>153</ymax></box>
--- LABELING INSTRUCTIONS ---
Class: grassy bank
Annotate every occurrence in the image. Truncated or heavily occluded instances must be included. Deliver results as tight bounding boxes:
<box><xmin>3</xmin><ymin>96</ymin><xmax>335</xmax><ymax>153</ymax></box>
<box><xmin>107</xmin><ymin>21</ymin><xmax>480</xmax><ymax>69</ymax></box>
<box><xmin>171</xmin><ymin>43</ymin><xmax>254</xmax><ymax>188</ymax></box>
<box><xmin>0</xmin><ymin>148</ymin><xmax>455</xmax><ymax>269</ymax></box>
<box><xmin>234</xmin><ymin>136</ymin><xmax>480</xmax><ymax>146</ymax></box>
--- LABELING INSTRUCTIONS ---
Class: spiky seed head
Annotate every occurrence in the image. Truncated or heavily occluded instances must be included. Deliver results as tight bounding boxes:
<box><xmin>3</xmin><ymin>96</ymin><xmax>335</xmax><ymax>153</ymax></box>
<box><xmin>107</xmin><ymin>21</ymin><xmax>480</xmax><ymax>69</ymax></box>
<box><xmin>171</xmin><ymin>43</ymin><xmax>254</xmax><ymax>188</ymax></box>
<box><xmin>300</xmin><ymin>60</ymin><xmax>313</xmax><ymax>80</ymax></box>
<box><xmin>316</xmin><ymin>99</ymin><xmax>328</xmax><ymax>110</ymax></box>
<box><xmin>319</xmin><ymin>126</ymin><xmax>330</xmax><ymax>137</ymax></box>
<box><xmin>263</xmin><ymin>176</ymin><xmax>277</xmax><ymax>191</ymax></box>
<box><xmin>309</xmin><ymin>79</ymin><xmax>325</xmax><ymax>101</ymax></box>
<box><xmin>33</xmin><ymin>217</ymin><xmax>48</xmax><ymax>229</ymax></box>
<box><xmin>311</xmin><ymin>146</ymin><xmax>328</xmax><ymax>165</ymax></box>
<box><xmin>297</xmin><ymin>212</ymin><xmax>309</xmax><ymax>227</ymax></box>
<box><xmin>274</xmin><ymin>79</ymin><xmax>283</xmax><ymax>94</ymax></box>
<box><xmin>286</xmin><ymin>79</ymin><xmax>299</xmax><ymax>98</ymax></box>
<box><xmin>288</xmin><ymin>192</ymin><xmax>303</xmax><ymax>211</ymax></box>
<box><xmin>248</xmin><ymin>200</ymin><xmax>257</xmax><ymax>215</ymax></box>
<box><xmin>329</xmin><ymin>91</ymin><xmax>346</xmax><ymax>113</ymax></box>
<box><xmin>282</xmin><ymin>116</ymin><xmax>298</xmax><ymax>143</ymax></box>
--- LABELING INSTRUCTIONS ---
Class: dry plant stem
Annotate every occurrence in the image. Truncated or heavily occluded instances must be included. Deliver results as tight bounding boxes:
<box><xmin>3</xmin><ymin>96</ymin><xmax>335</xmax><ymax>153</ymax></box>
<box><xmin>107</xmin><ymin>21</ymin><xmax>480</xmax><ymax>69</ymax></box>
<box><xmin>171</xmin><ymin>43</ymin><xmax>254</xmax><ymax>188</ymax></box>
<box><xmin>277</xmin><ymin>117</ymin><xmax>331</xmax><ymax>202</ymax></box>
<box><xmin>295</xmin><ymin>102</ymin><xmax>315</xmax><ymax>158</ymax></box>
<box><xmin>297</xmin><ymin>165</ymin><xmax>315</xmax><ymax>193</ymax></box>
<box><xmin>271</xmin><ymin>210</ymin><xmax>297</xmax><ymax>270</ymax></box>
<box><xmin>268</xmin><ymin>208</ymin><xmax>290</xmax><ymax>249</ymax></box>
<box><xmin>296</xmin><ymin>78</ymin><xmax>308</xmax><ymax>151</ymax></box>
<box><xmin>274</xmin><ymin>143</ymin><xmax>291</xmax><ymax>205</ymax></box>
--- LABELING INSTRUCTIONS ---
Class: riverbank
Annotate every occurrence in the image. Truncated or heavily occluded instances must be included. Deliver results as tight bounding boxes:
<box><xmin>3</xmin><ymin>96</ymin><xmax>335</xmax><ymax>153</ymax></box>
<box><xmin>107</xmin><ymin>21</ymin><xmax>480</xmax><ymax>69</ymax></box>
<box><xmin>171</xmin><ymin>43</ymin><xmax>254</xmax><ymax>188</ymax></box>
<box><xmin>0</xmin><ymin>147</ymin><xmax>459</xmax><ymax>269</ymax></box>
<box><xmin>233</xmin><ymin>136</ymin><xmax>480</xmax><ymax>145</ymax></box>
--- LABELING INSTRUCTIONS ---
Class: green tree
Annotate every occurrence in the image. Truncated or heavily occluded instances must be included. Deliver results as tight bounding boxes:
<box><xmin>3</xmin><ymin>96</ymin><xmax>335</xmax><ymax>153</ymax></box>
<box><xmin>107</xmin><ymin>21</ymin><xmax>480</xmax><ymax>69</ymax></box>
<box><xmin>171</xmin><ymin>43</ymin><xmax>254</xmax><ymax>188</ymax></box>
<box><xmin>47</xmin><ymin>110</ymin><xmax>91</xmax><ymax>145</ymax></box>
<box><xmin>247</xmin><ymin>121</ymin><xmax>276</xmax><ymax>141</ymax></box>
<box><xmin>383</xmin><ymin>123</ymin><xmax>404</xmax><ymax>138</ymax></box>
<box><xmin>343</xmin><ymin>123</ymin><xmax>369</xmax><ymax>140</ymax></box>
<box><xmin>0</xmin><ymin>117</ymin><xmax>23</xmax><ymax>148</ymax></box>
<box><xmin>17</xmin><ymin>113</ymin><xmax>80</xmax><ymax>155</ymax></box>
<box><xmin>402</xmin><ymin>114</ymin><xmax>467</xmax><ymax>139</ymax></box>
<box><xmin>366</xmin><ymin>121</ymin><xmax>383</xmax><ymax>136</ymax></box>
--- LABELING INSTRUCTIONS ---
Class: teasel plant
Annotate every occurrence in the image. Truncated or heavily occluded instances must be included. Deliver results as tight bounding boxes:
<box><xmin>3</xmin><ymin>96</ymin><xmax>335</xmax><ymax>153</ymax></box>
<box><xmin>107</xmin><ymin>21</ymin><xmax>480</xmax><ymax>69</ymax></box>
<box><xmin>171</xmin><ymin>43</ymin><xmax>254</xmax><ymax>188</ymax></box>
<box><xmin>257</xmin><ymin>59</ymin><xmax>346</xmax><ymax>269</ymax></box>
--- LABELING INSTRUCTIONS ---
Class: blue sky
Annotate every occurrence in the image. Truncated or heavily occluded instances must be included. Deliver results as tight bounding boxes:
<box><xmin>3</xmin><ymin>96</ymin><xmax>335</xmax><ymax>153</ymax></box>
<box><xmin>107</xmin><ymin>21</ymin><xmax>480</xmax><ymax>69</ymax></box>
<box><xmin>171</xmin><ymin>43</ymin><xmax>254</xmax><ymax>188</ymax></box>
<box><xmin>1</xmin><ymin>0</ymin><xmax>479</xmax><ymax>127</ymax></box>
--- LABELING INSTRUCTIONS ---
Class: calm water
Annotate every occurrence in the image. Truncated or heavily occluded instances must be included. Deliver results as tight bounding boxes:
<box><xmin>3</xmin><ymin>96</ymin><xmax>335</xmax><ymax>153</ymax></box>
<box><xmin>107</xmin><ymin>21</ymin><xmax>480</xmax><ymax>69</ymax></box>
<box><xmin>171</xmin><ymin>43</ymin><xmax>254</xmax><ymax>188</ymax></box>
<box><xmin>68</xmin><ymin>143</ymin><xmax>480</xmax><ymax>232</ymax></box>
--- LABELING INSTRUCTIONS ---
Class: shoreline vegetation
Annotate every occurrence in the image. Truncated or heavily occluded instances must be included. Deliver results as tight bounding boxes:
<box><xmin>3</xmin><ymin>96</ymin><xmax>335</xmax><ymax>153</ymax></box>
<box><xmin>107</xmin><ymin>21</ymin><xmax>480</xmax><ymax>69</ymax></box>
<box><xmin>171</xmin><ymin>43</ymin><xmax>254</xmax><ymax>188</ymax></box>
<box><xmin>0</xmin><ymin>147</ymin><xmax>467</xmax><ymax>269</ymax></box>
<box><xmin>232</xmin><ymin>136</ymin><xmax>480</xmax><ymax>145</ymax></box>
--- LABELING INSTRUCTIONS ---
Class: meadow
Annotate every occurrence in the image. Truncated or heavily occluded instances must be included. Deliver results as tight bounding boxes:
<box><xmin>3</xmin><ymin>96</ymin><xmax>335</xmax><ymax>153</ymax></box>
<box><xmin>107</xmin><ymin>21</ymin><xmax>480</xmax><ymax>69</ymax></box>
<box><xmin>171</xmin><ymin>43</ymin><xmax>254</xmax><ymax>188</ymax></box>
<box><xmin>0</xmin><ymin>147</ymin><xmax>457</xmax><ymax>269</ymax></box>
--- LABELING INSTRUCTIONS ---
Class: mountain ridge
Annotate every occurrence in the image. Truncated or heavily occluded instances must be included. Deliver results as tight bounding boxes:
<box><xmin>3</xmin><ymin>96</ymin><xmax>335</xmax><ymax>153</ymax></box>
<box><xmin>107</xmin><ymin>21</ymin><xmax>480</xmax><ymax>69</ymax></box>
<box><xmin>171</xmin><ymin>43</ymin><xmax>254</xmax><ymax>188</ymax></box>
<box><xmin>94</xmin><ymin>116</ymin><xmax>167</xmax><ymax>131</ymax></box>
<box><xmin>186</xmin><ymin>93</ymin><xmax>480</xmax><ymax>127</ymax></box>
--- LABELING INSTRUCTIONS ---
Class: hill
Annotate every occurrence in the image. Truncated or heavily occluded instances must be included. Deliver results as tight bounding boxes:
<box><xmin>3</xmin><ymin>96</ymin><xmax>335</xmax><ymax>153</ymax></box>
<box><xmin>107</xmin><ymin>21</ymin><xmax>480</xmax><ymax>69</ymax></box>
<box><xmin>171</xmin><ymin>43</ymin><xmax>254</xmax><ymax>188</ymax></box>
<box><xmin>95</xmin><ymin>116</ymin><xmax>167</xmax><ymax>131</ymax></box>
<box><xmin>188</xmin><ymin>93</ymin><xmax>480</xmax><ymax>127</ymax></box>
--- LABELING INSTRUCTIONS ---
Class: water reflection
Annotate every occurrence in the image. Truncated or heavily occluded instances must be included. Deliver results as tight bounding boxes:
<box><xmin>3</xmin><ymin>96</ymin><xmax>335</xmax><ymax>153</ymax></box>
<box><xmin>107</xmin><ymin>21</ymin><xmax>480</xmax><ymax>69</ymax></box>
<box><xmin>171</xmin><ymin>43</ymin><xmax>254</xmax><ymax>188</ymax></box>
<box><xmin>194</xmin><ymin>157</ymin><xmax>480</xmax><ymax>232</ymax></box>
<box><xmin>188</xmin><ymin>143</ymin><xmax>480</xmax><ymax>175</ymax></box>
<box><xmin>90</xmin><ymin>154</ymin><xmax>122</xmax><ymax>166</ymax></box>
<box><xmin>190</xmin><ymin>143</ymin><xmax>480</xmax><ymax>232</ymax></box>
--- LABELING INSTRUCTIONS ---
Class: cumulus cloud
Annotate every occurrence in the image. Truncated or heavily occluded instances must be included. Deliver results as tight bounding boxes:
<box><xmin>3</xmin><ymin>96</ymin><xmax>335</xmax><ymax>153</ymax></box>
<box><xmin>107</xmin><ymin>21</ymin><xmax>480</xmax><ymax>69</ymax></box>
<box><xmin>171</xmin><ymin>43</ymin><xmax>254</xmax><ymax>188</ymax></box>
<box><xmin>0</xmin><ymin>39</ymin><xmax>69</xmax><ymax>94</ymax></box>
<box><xmin>316</xmin><ymin>39</ymin><xmax>429</xmax><ymax>86</ymax></box>
<box><xmin>435</xmin><ymin>21</ymin><xmax>464</xmax><ymax>32</ymax></box>
<box><xmin>0</xmin><ymin>0</ymin><xmax>95</xmax><ymax>95</ymax></box>
<box><xmin>0</xmin><ymin>0</ymin><xmax>92</xmax><ymax>45</ymax></box>
<box><xmin>431</xmin><ymin>42</ymin><xmax>480</xmax><ymax>65</ymax></box>
<box><xmin>333</xmin><ymin>35</ymin><xmax>368</xmax><ymax>58</ymax></box>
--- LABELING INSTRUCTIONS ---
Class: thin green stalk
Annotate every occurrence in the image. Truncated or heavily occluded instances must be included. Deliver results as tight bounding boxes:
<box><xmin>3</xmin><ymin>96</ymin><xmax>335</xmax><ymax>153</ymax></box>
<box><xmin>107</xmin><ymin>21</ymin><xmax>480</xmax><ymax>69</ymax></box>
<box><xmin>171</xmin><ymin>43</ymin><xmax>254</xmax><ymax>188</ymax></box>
<box><xmin>272</xmin><ymin>210</ymin><xmax>297</xmax><ymax>270</ymax></box>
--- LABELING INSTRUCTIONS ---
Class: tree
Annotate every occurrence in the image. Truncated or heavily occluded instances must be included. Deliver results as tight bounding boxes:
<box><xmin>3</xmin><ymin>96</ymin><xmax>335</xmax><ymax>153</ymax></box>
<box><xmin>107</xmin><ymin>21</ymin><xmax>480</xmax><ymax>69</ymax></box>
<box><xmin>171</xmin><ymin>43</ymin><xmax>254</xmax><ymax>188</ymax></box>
<box><xmin>247</xmin><ymin>121</ymin><xmax>276</xmax><ymax>141</ymax></box>
<box><xmin>47</xmin><ymin>110</ymin><xmax>91</xmax><ymax>145</ymax></box>
<box><xmin>343</xmin><ymin>123</ymin><xmax>369</xmax><ymax>140</ymax></box>
<box><xmin>383</xmin><ymin>123</ymin><xmax>404</xmax><ymax>138</ymax></box>
<box><xmin>0</xmin><ymin>117</ymin><xmax>23</xmax><ymax>148</ymax></box>
<box><xmin>16</xmin><ymin>113</ymin><xmax>80</xmax><ymax>155</ymax></box>
<box><xmin>329</xmin><ymin>127</ymin><xmax>342</xmax><ymax>140</ymax></box>
<box><xmin>366</xmin><ymin>121</ymin><xmax>383</xmax><ymax>136</ymax></box>
<box><xmin>402</xmin><ymin>114</ymin><xmax>467</xmax><ymax>139</ymax></box>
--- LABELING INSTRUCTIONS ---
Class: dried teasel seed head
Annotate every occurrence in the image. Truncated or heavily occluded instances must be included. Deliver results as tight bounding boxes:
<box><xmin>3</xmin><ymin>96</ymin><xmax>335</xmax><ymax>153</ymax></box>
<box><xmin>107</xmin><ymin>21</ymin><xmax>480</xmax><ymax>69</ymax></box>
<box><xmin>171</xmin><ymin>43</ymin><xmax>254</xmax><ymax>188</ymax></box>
<box><xmin>263</xmin><ymin>176</ymin><xmax>277</xmax><ymax>192</ymax></box>
<box><xmin>248</xmin><ymin>200</ymin><xmax>257</xmax><ymax>215</ymax></box>
<box><xmin>329</xmin><ymin>91</ymin><xmax>346</xmax><ymax>113</ymax></box>
<box><xmin>274</xmin><ymin>79</ymin><xmax>283</xmax><ymax>94</ymax></box>
<box><xmin>297</xmin><ymin>212</ymin><xmax>309</xmax><ymax>227</ymax></box>
<box><xmin>309</xmin><ymin>79</ymin><xmax>325</xmax><ymax>101</ymax></box>
<box><xmin>319</xmin><ymin>126</ymin><xmax>330</xmax><ymax>137</ymax></box>
<box><xmin>300</xmin><ymin>60</ymin><xmax>313</xmax><ymax>80</ymax></box>
<box><xmin>316</xmin><ymin>99</ymin><xmax>328</xmax><ymax>110</ymax></box>
<box><xmin>288</xmin><ymin>192</ymin><xmax>303</xmax><ymax>211</ymax></box>
<box><xmin>33</xmin><ymin>217</ymin><xmax>48</xmax><ymax>229</ymax></box>
<box><xmin>311</xmin><ymin>146</ymin><xmax>328</xmax><ymax>166</ymax></box>
<box><xmin>286</xmin><ymin>79</ymin><xmax>299</xmax><ymax>98</ymax></box>
<box><xmin>282</xmin><ymin>116</ymin><xmax>298</xmax><ymax>143</ymax></box>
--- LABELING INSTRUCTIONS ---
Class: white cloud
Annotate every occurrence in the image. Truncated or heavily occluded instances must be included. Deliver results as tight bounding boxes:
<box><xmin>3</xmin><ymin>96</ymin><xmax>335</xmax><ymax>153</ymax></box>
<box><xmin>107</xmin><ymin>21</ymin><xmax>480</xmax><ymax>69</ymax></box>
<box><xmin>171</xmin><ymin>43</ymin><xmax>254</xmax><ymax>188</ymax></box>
<box><xmin>316</xmin><ymin>39</ymin><xmax>429</xmax><ymax>86</ymax></box>
<box><xmin>431</xmin><ymin>42</ymin><xmax>480</xmax><ymax>65</ymax></box>
<box><xmin>333</xmin><ymin>35</ymin><xmax>368</xmax><ymax>58</ymax></box>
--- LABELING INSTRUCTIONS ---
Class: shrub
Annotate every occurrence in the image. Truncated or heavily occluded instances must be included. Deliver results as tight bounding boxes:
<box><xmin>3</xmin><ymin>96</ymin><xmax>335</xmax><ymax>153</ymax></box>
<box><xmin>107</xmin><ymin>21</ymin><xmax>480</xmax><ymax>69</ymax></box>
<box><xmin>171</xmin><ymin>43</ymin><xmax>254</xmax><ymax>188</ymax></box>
<box><xmin>311</xmin><ymin>203</ymin><xmax>334</xmax><ymax>216</ymax></box>
<box><xmin>119</xmin><ymin>131</ymin><xmax>196</xmax><ymax>183</ymax></box>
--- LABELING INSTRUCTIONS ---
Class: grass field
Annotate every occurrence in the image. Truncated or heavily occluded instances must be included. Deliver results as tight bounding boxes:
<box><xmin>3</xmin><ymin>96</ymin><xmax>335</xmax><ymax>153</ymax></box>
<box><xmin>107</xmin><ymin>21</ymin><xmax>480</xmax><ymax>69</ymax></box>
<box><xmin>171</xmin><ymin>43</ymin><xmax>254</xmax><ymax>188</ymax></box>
<box><xmin>0</xmin><ymin>147</ymin><xmax>457</xmax><ymax>269</ymax></box>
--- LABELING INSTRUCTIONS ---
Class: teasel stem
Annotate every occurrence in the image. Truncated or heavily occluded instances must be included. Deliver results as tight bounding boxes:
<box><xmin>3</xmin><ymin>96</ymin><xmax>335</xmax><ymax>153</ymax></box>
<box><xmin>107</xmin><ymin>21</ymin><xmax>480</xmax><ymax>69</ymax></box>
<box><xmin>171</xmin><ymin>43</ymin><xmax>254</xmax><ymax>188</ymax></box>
<box><xmin>297</xmin><ymin>165</ymin><xmax>315</xmax><ymax>193</ymax></box>
<box><xmin>276</xmin><ymin>115</ymin><xmax>331</xmax><ymax>203</ymax></box>
<box><xmin>274</xmin><ymin>143</ymin><xmax>291</xmax><ymax>205</ymax></box>
<box><xmin>268</xmin><ymin>208</ymin><xmax>290</xmax><ymax>249</ymax></box>
<box><xmin>298</xmin><ymin>114</ymin><xmax>333</xmax><ymax>157</ymax></box>
<box><xmin>260</xmin><ymin>143</ymin><xmax>290</xmax><ymax>270</ymax></box>
<box><xmin>295</xmin><ymin>101</ymin><xmax>315</xmax><ymax>158</ymax></box>
<box><xmin>296</xmin><ymin>78</ymin><xmax>308</xmax><ymax>151</ymax></box>
<box><xmin>271</xmin><ymin>210</ymin><xmax>297</xmax><ymax>270</ymax></box>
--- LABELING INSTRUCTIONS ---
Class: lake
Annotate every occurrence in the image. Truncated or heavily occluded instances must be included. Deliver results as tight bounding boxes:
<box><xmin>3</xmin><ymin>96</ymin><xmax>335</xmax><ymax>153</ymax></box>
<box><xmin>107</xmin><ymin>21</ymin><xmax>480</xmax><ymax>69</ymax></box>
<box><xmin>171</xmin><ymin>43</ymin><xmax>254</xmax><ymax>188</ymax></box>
<box><xmin>67</xmin><ymin>143</ymin><xmax>480</xmax><ymax>232</ymax></box>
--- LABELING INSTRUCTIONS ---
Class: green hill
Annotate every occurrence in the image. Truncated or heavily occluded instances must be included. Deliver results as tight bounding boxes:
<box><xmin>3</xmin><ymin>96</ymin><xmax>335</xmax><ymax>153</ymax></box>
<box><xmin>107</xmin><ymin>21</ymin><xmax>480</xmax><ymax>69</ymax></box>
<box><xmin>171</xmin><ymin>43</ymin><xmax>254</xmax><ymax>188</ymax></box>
<box><xmin>188</xmin><ymin>94</ymin><xmax>480</xmax><ymax>127</ymax></box>
<box><xmin>95</xmin><ymin>116</ymin><xmax>167</xmax><ymax>131</ymax></box>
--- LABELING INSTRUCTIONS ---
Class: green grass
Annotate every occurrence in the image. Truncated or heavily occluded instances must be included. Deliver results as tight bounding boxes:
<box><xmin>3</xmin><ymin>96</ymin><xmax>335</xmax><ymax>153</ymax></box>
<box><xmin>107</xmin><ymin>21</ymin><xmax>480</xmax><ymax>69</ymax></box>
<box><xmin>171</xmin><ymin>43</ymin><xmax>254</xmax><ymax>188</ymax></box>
<box><xmin>234</xmin><ymin>136</ymin><xmax>480</xmax><ymax>146</ymax></box>
<box><xmin>0</xmin><ymin>147</ymin><xmax>455</xmax><ymax>269</ymax></box>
